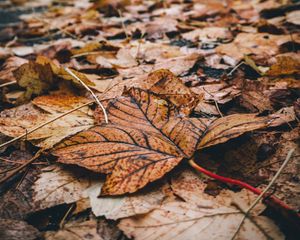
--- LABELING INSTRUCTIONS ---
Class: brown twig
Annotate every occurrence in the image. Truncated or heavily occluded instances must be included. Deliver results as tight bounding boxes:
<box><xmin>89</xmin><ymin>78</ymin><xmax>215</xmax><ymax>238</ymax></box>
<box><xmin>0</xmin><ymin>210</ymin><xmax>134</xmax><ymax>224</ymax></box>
<box><xmin>0</xmin><ymin>150</ymin><xmax>42</xmax><ymax>185</ymax></box>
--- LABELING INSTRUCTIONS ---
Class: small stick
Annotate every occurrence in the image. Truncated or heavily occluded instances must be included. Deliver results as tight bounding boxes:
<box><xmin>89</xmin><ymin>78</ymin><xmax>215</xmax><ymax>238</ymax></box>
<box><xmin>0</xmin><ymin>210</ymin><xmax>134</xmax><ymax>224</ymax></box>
<box><xmin>0</xmin><ymin>101</ymin><xmax>94</xmax><ymax>150</ymax></box>
<box><xmin>0</xmin><ymin>150</ymin><xmax>42</xmax><ymax>185</ymax></box>
<box><xmin>64</xmin><ymin>67</ymin><xmax>108</xmax><ymax>124</ymax></box>
<box><xmin>231</xmin><ymin>203</ymin><xmax>273</xmax><ymax>240</ymax></box>
<box><xmin>0</xmin><ymin>157</ymin><xmax>22</xmax><ymax>164</ymax></box>
<box><xmin>203</xmin><ymin>87</ymin><xmax>223</xmax><ymax>117</ymax></box>
<box><xmin>59</xmin><ymin>203</ymin><xmax>75</xmax><ymax>229</ymax></box>
<box><xmin>230</xmin><ymin>148</ymin><xmax>295</xmax><ymax>239</ymax></box>
<box><xmin>117</xmin><ymin>9</ymin><xmax>129</xmax><ymax>41</ymax></box>
<box><xmin>0</xmin><ymin>81</ymin><xmax>17</xmax><ymax>88</ymax></box>
<box><xmin>227</xmin><ymin>61</ymin><xmax>245</xmax><ymax>76</ymax></box>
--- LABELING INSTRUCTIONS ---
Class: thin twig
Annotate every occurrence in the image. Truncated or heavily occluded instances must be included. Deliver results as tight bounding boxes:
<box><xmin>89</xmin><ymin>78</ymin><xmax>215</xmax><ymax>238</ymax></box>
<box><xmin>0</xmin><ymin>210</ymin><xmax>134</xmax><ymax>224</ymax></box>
<box><xmin>33</xmin><ymin>16</ymin><xmax>77</xmax><ymax>39</ymax></box>
<box><xmin>64</xmin><ymin>67</ymin><xmax>108</xmax><ymax>123</ymax></box>
<box><xmin>0</xmin><ymin>150</ymin><xmax>42</xmax><ymax>185</ymax></box>
<box><xmin>117</xmin><ymin>9</ymin><xmax>129</xmax><ymax>41</ymax></box>
<box><xmin>231</xmin><ymin>148</ymin><xmax>295</xmax><ymax>240</ymax></box>
<box><xmin>227</xmin><ymin>61</ymin><xmax>245</xmax><ymax>76</ymax></box>
<box><xmin>202</xmin><ymin>87</ymin><xmax>223</xmax><ymax>117</ymax></box>
<box><xmin>0</xmin><ymin>81</ymin><xmax>17</xmax><ymax>88</ymax></box>
<box><xmin>231</xmin><ymin>203</ymin><xmax>273</xmax><ymax>240</ymax></box>
<box><xmin>60</xmin><ymin>203</ymin><xmax>75</xmax><ymax>229</ymax></box>
<box><xmin>0</xmin><ymin>157</ymin><xmax>22</xmax><ymax>164</ymax></box>
<box><xmin>0</xmin><ymin>101</ymin><xmax>94</xmax><ymax>150</ymax></box>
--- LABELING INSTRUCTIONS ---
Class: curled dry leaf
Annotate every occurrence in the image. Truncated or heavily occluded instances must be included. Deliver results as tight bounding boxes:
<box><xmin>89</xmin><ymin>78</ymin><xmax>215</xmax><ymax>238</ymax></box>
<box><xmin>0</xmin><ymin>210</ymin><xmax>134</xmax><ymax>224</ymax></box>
<box><xmin>0</xmin><ymin>56</ymin><xmax>28</xmax><ymax>83</ymax></box>
<box><xmin>36</xmin><ymin>56</ymin><xmax>95</xmax><ymax>87</ymax></box>
<box><xmin>198</xmin><ymin>113</ymin><xmax>272</xmax><ymax>149</ymax></box>
<box><xmin>53</xmin><ymin>88</ymin><xmax>207</xmax><ymax>195</ymax></box>
<box><xmin>0</xmin><ymin>219</ymin><xmax>41</xmax><ymax>240</ymax></box>
<box><xmin>13</xmin><ymin>61</ymin><xmax>53</xmax><ymax>101</ymax></box>
<box><xmin>143</xmin><ymin>69</ymin><xmax>200</xmax><ymax>115</ymax></box>
<box><xmin>119</xmin><ymin>201</ymin><xmax>284</xmax><ymax>240</ymax></box>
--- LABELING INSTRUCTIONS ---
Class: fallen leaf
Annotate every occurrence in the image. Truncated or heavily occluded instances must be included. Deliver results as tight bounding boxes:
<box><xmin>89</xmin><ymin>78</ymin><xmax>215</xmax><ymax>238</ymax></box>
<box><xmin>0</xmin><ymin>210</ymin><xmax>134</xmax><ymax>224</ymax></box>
<box><xmin>198</xmin><ymin>113</ymin><xmax>272</xmax><ymax>149</ymax></box>
<box><xmin>239</xmin><ymin>91</ymin><xmax>272</xmax><ymax>112</ymax></box>
<box><xmin>191</xmin><ymin>82</ymin><xmax>240</xmax><ymax>104</ymax></box>
<box><xmin>53</xmin><ymin>88</ymin><xmax>207</xmax><ymax>195</ymax></box>
<box><xmin>0</xmin><ymin>94</ymin><xmax>94</xmax><ymax>149</ymax></box>
<box><xmin>182</xmin><ymin>27</ymin><xmax>232</xmax><ymax>42</ymax></box>
<box><xmin>171</xmin><ymin>169</ymin><xmax>266</xmax><ymax>215</ymax></box>
<box><xmin>0</xmin><ymin>56</ymin><xmax>28</xmax><ymax>83</ymax></box>
<box><xmin>13</xmin><ymin>61</ymin><xmax>53</xmax><ymax>101</ymax></box>
<box><xmin>11</xmin><ymin>46</ymin><xmax>34</xmax><ymax>57</ymax></box>
<box><xmin>98</xmin><ymin>68</ymin><xmax>201</xmax><ymax>115</ymax></box>
<box><xmin>266</xmin><ymin>54</ymin><xmax>300</xmax><ymax>76</ymax></box>
<box><xmin>0</xmin><ymin>164</ymin><xmax>38</xmax><ymax>219</ymax></box>
<box><xmin>32</xmin><ymin>93</ymin><xmax>91</xmax><ymax>114</ymax></box>
<box><xmin>0</xmin><ymin>219</ymin><xmax>41</xmax><ymax>240</ymax></box>
<box><xmin>33</xmin><ymin>165</ymin><xmax>96</xmax><ymax>210</ymax></box>
<box><xmin>86</xmin><ymin>182</ymin><xmax>167</xmax><ymax>220</ymax></box>
<box><xmin>118</xmin><ymin>201</ymin><xmax>284</xmax><ymax>240</ymax></box>
<box><xmin>216</xmin><ymin>33</ymin><xmax>296</xmax><ymax>63</ymax></box>
<box><xmin>286</xmin><ymin>10</ymin><xmax>300</xmax><ymax>25</ymax></box>
<box><xmin>143</xmin><ymin>69</ymin><xmax>200</xmax><ymax>115</ymax></box>
<box><xmin>110</xmin><ymin>48</ymin><xmax>138</xmax><ymax>68</ymax></box>
<box><xmin>71</xmin><ymin>41</ymin><xmax>102</xmax><ymax>56</ymax></box>
<box><xmin>36</xmin><ymin>55</ymin><xmax>95</xmax><ymax>86</ymax></box>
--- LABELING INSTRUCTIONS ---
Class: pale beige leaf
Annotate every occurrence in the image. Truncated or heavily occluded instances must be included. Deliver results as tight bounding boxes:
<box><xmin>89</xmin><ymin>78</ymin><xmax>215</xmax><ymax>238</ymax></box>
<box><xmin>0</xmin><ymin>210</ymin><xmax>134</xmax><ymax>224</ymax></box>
<box><xmin>85</xmin><ymin>182</ymin><xmax>166</xmax><ymax>220</ymax></box>
<box><xmin>119</xmin><ymin>201</ymin><xmax>284</xmax><ymax>240</ymax></box>
<box><xmin>33</xmin><ymin>165</ymin><xmax>96</xmax><ymax>210</ymax></box>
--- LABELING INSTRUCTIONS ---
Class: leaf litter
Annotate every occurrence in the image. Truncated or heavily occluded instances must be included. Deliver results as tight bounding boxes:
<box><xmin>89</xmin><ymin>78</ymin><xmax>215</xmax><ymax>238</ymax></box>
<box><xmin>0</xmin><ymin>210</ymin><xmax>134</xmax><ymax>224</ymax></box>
<box><xmin>0</xmin><ymin>0</ymin><xmax>299</xmax><ymax>239</ymax></box>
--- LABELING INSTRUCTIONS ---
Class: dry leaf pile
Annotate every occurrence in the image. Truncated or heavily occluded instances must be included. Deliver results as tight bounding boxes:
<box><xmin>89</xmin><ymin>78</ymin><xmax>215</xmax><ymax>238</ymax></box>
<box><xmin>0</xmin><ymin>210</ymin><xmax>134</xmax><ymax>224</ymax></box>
<box><xmin>0</xmin><ymin>0</ymin><xmax>299</xmax><ymax>239</ymax></box>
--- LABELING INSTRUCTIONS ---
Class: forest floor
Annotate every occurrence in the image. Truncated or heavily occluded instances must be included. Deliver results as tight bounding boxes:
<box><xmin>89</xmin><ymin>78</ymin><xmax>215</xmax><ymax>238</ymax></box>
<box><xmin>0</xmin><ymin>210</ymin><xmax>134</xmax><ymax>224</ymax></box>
<box><xmin>0</xmin><ymin>0</ymin><xmax>299</xmax><ymax>239</ymax></box>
